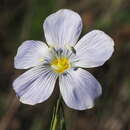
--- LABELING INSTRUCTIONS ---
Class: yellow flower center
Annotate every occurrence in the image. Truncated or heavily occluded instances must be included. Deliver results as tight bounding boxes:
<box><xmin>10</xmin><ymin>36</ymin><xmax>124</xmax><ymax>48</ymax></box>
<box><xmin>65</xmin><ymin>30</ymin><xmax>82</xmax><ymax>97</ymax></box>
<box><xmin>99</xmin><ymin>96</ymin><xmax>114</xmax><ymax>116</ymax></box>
<box><xmin>51</xmin><ymin>57</ymin><xmax>71</xmax><ymax>73</ymax></box>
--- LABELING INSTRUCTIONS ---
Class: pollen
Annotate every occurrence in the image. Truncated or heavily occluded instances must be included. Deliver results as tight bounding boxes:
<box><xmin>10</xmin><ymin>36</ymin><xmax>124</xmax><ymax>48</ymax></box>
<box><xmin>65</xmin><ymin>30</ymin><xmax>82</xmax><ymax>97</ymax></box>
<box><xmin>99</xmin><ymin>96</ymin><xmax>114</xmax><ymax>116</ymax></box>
<box><xmin>51</xmin><ymin>57</ymin><xmax>71</xmax><ymax>73</ymax></box>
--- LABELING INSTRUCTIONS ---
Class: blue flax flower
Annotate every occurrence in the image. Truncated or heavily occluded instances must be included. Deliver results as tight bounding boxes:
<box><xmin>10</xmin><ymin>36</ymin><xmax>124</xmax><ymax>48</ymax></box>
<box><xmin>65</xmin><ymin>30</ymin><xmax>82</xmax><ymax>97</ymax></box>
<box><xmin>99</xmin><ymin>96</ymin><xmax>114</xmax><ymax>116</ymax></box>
<box><xmin>13</xmin><ymin>9</ymin><xmax>114</xmax><ymax>110</ymax></box>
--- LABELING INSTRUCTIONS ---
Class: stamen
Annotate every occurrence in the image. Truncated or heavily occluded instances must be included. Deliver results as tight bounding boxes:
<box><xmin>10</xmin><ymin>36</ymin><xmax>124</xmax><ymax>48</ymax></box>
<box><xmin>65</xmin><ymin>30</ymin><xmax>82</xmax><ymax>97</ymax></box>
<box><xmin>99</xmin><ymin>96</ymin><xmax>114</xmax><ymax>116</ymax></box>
<box><xmin>70</xmin><ymin>47</ymin><xmax>76</xmax><ymax>54</ymax></box>
<box><xmin>66</xmin><ymin>45</ymin><xmax>76</xmax><ymax>54</ymax></box>
<box><xmin>51</xmin><ymin>57</ymin><xmax>71</xmax><ymax>73</ymax></box>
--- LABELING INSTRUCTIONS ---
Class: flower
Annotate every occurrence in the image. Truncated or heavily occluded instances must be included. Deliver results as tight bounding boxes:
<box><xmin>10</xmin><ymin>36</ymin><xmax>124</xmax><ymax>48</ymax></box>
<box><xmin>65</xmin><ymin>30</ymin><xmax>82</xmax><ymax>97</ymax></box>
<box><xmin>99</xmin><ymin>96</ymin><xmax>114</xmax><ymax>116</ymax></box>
<box><xmin>13</xmin><ymin>9</ymin><xmax>114</xmax><ymax>110</ymax></box>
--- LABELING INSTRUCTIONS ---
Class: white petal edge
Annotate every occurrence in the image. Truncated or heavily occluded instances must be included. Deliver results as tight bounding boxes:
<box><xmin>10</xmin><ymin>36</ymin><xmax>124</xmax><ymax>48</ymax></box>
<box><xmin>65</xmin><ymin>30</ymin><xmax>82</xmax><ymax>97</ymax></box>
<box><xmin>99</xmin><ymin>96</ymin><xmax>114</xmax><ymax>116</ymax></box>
<box><xmin>74</xmin><ymin>30</ymin><xmax>114</xmax><ymax>68</ymax></box>
<box><xmin>43</xmin><ymin>9</ymin><xmax>82</xmax><ymax>48</ymax></box>
<box><xmin>14</xmin><ymin>40</ymin><xmax>49</xmax><ymax>69</ymax></box>
<box><xmin>13</xmin><ymin>66</ymin><xmax>58</xmax><ymax>105</ymax></box>
<box><xmin>59</xmin><ymin>68</ymin><xmax>102</xmax><ymax>110</ymax></box>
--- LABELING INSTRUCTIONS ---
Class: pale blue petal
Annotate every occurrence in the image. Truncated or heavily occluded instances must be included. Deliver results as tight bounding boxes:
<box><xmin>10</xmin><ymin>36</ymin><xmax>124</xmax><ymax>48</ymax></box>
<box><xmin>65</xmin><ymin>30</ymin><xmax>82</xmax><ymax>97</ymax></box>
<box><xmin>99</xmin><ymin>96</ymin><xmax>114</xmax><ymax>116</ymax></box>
<box><xmin>14</xmin><ymin>40</ymin><xmax>49</xmax><ymax>69</ymax></box>
<box><xmin>13</xmin><ymin>66</ymin><xmax>57</xmax><ymax>105</ymax></box>
<box><xmin>75</xmin><ymin>30</ymin><xmax>114</xmax><ymax>68</ymax></box>
<box><xmin>59</xmin><ymin>68</ymin><xmax>102</xmax><ymax>110</ymax></box>
<box><xmin>43</xmin><ymin>9</ymin><xmax>82</xmax><ymax>48</ymax></box>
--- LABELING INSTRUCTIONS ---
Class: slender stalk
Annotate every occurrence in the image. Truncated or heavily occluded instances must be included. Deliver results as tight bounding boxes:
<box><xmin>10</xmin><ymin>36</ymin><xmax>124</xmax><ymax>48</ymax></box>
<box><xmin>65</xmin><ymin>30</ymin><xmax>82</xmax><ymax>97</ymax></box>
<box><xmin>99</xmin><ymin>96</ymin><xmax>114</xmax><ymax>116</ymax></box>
<box><xmin>50</xmin><ymin>96</ymin><xmax>62</xmax><ymax>130</ymax></box>
<box><xmin>60</xmin><ymin>102</ymin><xmax>66</xmax><ymax>130</ymax></box>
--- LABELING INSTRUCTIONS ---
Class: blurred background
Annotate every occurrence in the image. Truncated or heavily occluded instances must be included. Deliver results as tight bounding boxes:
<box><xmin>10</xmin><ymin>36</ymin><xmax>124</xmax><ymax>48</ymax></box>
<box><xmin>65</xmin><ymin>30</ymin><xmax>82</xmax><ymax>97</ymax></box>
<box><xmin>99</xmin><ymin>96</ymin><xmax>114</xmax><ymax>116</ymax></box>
<box><xmin>0</xmin><ymin>0</ymin><xmax>130</xmax><ymax>130</ymax></box>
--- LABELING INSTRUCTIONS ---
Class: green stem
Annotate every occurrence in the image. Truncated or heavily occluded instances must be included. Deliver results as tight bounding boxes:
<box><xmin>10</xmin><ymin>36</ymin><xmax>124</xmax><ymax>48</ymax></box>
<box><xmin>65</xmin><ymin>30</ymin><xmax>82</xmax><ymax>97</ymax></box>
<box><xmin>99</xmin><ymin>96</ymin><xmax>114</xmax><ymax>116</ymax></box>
<box><xmin>60</xmin><ymin>102</ymin><xmax>66</xmax><ymax>130</ymax></box>
<box><xmin>50</xmin><ymin>96</ymin><xmax>62</xmax><ymax>130</ymax></box>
